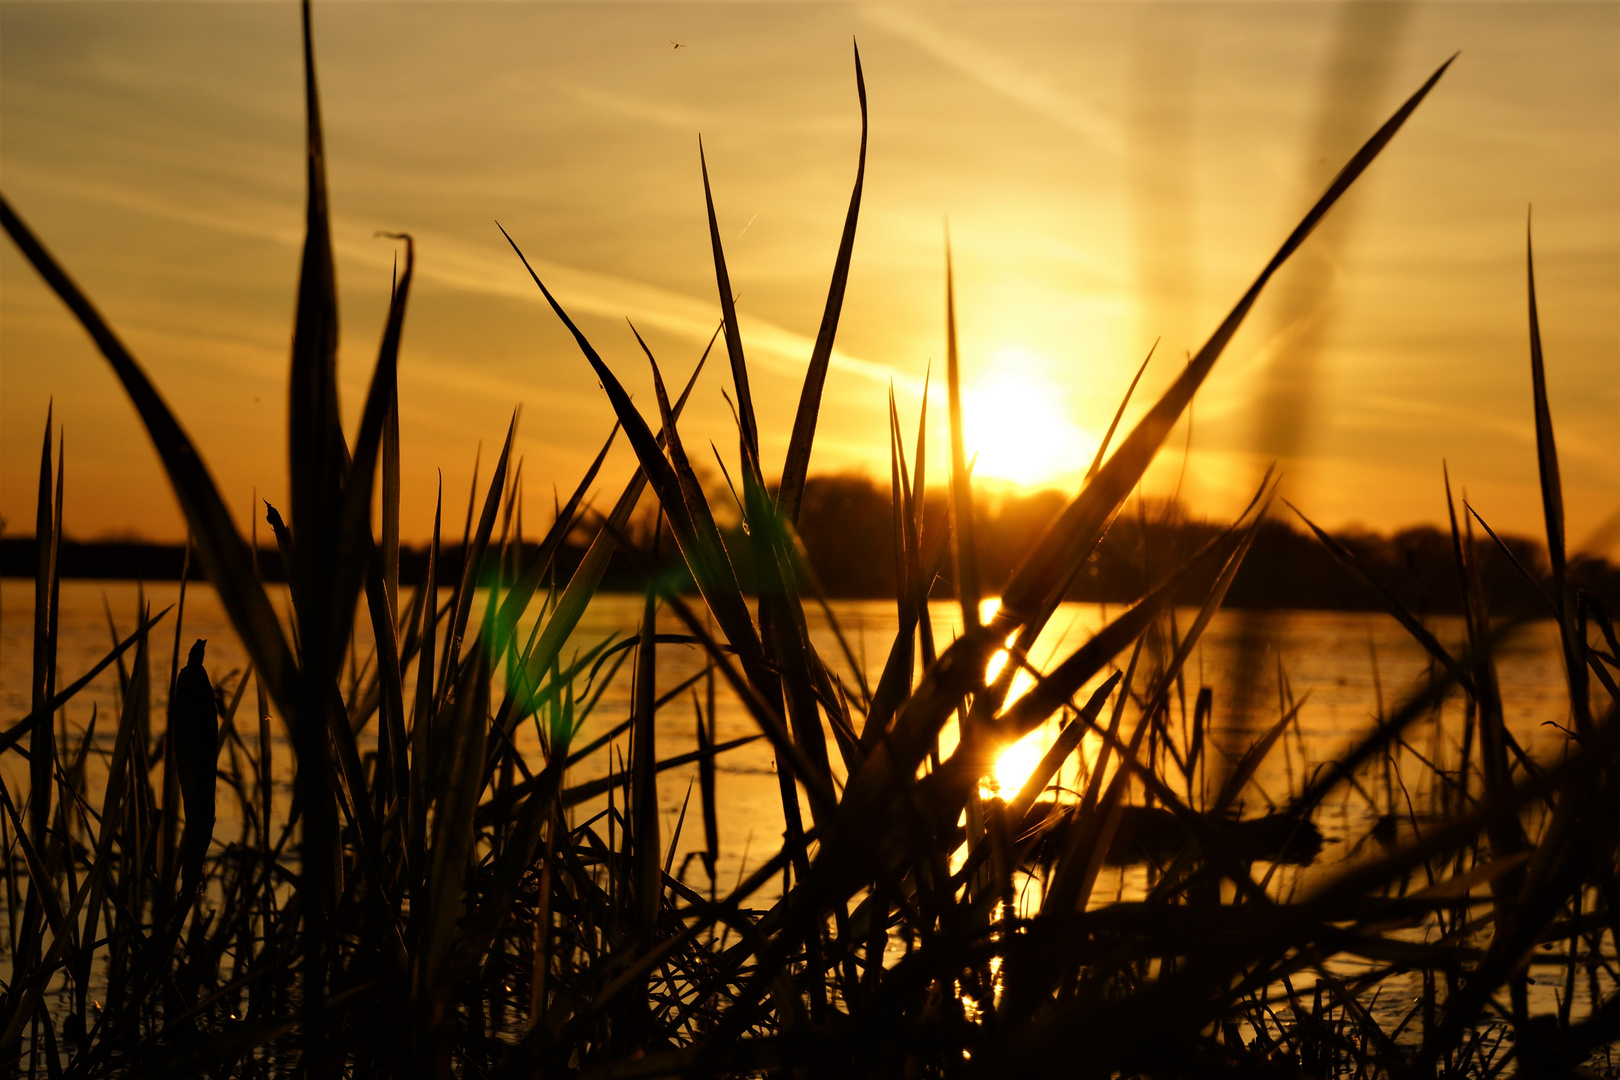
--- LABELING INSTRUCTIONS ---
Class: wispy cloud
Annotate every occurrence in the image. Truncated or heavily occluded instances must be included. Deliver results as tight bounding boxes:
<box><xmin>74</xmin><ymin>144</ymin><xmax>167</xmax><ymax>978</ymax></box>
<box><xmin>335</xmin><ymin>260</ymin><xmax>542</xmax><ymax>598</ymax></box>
<box><xmin>553</xmin><ymin>78</ymin><xmax>713</xmax><ymax>133</ymax></box>
<box><xmin>6</xmin><ymin>163</ymin><xmax>918</xmax><ymax>400</ymax></box>
<box><xmin>861</xmin><ymin>6</ymin><xmax>1123</xmax><ymax>157</ymax></box>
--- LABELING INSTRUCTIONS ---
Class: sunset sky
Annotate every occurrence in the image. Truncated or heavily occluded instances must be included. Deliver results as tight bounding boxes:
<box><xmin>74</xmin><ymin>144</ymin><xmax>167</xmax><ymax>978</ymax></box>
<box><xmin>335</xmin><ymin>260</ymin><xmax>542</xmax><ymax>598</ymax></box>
<box><xmin>2</xmin><ymin>2</ymin><xmax>1615</xmax><ymax>550</ymax></box>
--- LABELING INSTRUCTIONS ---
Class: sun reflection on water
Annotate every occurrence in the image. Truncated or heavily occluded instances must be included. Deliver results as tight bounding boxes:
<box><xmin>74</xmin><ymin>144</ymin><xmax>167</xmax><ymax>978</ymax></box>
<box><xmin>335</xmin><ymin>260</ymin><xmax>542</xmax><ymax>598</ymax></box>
<box><xmin>981</xmin><ymin>728</ymin><xmax>1047</xmax><ymax>799</ymax></box>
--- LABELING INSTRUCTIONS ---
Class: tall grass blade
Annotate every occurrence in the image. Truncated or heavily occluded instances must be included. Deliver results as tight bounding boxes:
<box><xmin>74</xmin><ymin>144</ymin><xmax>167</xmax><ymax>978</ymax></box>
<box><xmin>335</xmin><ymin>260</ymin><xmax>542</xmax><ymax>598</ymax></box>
<box><xmin>442</xmin><ymin>415</ymin><xmax>516</xmax><ymax>691</ymax></box>
<box><xmin>632</xmin><ymin>585</ymin><xmax>662</xmax><ymax>937</ymax></box>
<box><xmin>29</xmin><ymin>408</ymin><xmax>55</xmax><ymax>848</ymax></box>
<box><xmin>286</xmin><ymin>0</ymin><xmax>345</xmax><ymax>673</ymax></box>
<box><xmin>778</xmin><ymin>44</ymin><xmax>867</xmax><ymax>522</ymax></box>
<box><xmin>1527</xmin><ymin>219</ymin><xmax>1591</xmax><ymax>738</ymax></box>
<box><xmin>409</xmin><ymin>480</ymin><xmax>442</xmax><ymax>878</ymax></box>
<box><xmin>944</xmin><ymin>235</ymin><xmax>982</xmax><ymax>635</ymax></box>
<box><xmin>700</xmin><ymin>143</ymin><xmax>762</xmax><ymax>480</ymax></box>
<box><xmin>331</xmin><ymin>234</ymin><xmax>414</xmax><ymax>671</ymax></box>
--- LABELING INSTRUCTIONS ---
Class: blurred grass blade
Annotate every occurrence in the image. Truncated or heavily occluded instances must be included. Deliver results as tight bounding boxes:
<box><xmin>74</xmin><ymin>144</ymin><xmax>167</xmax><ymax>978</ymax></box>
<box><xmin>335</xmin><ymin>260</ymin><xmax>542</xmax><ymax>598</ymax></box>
<box><xmin>696</xmin><ymin>689</ymin><xmax>719</xmax><ymax>881</ymax></box>
<box><xmin>560</xmin><ymin>736</ymin><xmax>762</xmax><ymax>810</ymax></box>
<box><xmin>778</xmin><ymin>43</ymin><xmax>867</xmax><ymax>522</ymax></box>
<box><xmin>1212</xmin><ymin>694</ymin><xmax>1310</xmax><ymax>815</ymax></box>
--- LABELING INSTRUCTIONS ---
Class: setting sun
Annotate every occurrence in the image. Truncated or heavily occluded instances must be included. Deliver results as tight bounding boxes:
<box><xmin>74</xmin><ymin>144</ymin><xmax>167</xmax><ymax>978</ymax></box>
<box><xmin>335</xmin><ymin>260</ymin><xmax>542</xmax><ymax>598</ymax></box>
<box><xmin>962</xmin><ymin>348</ymin><xmax>1097</xmax><ymax>489</ymax></box>
<box><xmin>982</xmin><ymin>729</ymin><xmax>1048</xmax><ymax>800</ymax></box>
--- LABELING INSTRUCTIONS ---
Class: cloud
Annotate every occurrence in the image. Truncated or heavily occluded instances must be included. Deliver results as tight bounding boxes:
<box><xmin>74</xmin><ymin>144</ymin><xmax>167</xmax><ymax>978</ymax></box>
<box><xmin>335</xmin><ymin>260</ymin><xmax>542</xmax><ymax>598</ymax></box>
<box><xmin>4</xmin><ymin>162</ymin><xmax>921</xmax><ymax>401</ymax></box>
<box><xmin>861</xmin><ymin>6</ymin><xmax>1123</xmax><ymax>157</ymax></box>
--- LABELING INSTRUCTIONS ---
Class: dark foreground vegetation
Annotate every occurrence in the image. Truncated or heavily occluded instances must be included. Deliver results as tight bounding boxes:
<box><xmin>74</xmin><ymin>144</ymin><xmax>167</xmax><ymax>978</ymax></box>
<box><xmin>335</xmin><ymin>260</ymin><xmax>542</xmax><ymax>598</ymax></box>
<box><xmin>1</xmin><ymin>6</ymin><xmax>1617</xmax><ymax>1077</ymax></box>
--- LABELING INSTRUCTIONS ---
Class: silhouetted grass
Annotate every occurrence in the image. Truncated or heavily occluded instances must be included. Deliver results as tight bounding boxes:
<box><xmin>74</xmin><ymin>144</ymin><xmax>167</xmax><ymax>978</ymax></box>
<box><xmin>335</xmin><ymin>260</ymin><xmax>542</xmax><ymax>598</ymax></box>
<box><xmin>1</xmin><ymin>6</ymin><xmax>1617</xmax><ymax>1078</ymax></box>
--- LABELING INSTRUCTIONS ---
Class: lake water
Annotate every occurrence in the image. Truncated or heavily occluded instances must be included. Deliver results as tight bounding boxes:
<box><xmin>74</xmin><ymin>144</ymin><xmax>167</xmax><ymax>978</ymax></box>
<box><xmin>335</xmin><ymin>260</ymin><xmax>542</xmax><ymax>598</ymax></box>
<box><xmin>0</xmin><ymin>578</ymin><xmax>1582</xmax><ymax>902</ymax></box>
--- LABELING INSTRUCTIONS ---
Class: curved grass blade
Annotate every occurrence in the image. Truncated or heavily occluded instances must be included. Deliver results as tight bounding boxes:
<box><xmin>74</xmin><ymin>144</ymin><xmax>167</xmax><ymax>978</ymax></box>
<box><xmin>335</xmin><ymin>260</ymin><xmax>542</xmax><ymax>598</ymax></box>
<box><xmin>0</xmin><ymin>196</ymin><xmax>297</xmax><ymax>720</ymax></box>
<box><xmin>495</xmin><ymin>224</ymin><xmax>715</xmax><ymax>732</ymax></box>
<box><xmin>505</xmin><ymin>228</ymin><xmax>763</xmax><ymax>675</ymax></box>
<box><xmin>634</xmin><ymin>324</ymin><xmax>759</xmax><ymax>653</ymax></box>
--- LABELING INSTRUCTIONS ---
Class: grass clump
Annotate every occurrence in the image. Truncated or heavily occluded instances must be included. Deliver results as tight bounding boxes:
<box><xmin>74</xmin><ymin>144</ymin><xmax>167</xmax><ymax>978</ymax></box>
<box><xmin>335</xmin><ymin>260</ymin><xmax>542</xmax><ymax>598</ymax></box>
<box><xmin>1</xmin><ymin>6</ymin><xmax>1617</xmax><ymax>1078</ymax></box>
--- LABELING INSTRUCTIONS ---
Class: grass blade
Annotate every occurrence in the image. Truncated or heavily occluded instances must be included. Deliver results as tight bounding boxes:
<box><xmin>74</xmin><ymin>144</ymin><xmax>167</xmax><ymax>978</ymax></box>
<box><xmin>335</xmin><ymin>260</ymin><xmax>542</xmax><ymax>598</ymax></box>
<box><xmin>778</xmin><ymin>44</ymin><xmax>867</xmax><ymax>522</ymax></box>
<box><xmin>29</xmin><ymin>408</ymin><xmax>55</xmax><ymax>847</ymax></box>
<box><xmin>700</xmin><ymin>142</ymin><xmax>762</xmax><ymax>479</ymax></box>
<box><xmin>1527</xmin><ymin>219</ymin><xmax>1591</xmax><ymax>738</ymax></box>
<box><xmin>331</xmin><ymin>234</ymin><xmax>414</xmax><ymax>670</ymax></box>
<box><xmin>491</xmin><ymin>421</ymin><xmax>617</xmax><ymax>650</ymax></box>
<box><xmin>944</xmin><ymin>234</ymin><xmax>982</xmax><ymax>635</ymax></box>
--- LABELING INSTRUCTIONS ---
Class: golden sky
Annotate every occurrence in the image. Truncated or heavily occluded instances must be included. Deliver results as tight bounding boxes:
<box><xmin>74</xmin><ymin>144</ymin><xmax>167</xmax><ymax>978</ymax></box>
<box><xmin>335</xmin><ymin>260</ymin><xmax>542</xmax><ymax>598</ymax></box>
<box><xmin>2</xmin><ymin>2</ymin><xmax>1615</xmax><ymax>548</ymax></box>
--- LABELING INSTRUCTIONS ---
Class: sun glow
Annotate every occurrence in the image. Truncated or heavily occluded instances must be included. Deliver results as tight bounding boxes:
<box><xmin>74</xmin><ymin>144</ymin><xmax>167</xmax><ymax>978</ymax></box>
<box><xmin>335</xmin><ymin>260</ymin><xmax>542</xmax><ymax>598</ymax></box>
<box><xmin>962</xmin><ymin>347</ymin><xmax>1097</xmax><ymax>489</ymax></box>
<box><xmin>982</xmin><ymin>729</ymin><xmax>1048</xmax><ymax>800</ymax></box>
